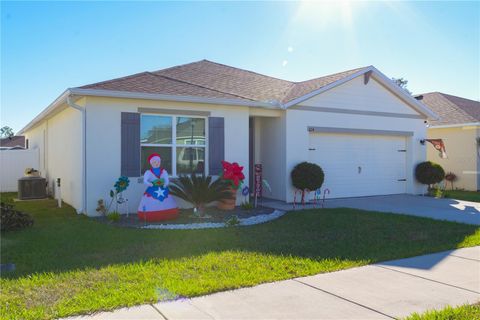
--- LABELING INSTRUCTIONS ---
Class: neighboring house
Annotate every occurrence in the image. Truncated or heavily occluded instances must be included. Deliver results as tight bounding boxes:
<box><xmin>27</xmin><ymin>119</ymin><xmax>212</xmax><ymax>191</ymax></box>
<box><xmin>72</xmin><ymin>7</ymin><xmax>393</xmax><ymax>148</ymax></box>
<box><xmin>418</xmin><ymin>92</ymin><xmax>480</xmax><ymax>191</ymax></box>
<box><xmin>0</xmin><ymin>135</ymin><xmax>25</xmax><ymax>150</ymax></box>
<box><xmin>19</xmin><ymin>60</ymin><xmax>436</xmax><ymax>215</ymax></box>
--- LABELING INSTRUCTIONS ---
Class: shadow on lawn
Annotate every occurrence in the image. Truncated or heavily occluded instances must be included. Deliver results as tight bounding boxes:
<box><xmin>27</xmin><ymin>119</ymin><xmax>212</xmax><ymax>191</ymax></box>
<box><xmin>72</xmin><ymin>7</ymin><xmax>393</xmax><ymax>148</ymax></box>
<box><xmin>1</xmin><ymin>193</ymin><xmax>479</xmax><ymax>279</ymax></box>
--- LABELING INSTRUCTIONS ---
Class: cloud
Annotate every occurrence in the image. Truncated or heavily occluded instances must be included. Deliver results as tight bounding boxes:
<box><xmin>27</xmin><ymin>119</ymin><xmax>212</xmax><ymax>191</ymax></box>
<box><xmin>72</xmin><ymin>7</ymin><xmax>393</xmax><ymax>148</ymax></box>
<box><xmin>288</xmin><ymin>46</ymin><xmax>294</xmax><ymax>52</ymax></box>
<box><xmin>282</xmin><ymin>60</ymin><xmax>288</xmax><ymax>67</ymax></box>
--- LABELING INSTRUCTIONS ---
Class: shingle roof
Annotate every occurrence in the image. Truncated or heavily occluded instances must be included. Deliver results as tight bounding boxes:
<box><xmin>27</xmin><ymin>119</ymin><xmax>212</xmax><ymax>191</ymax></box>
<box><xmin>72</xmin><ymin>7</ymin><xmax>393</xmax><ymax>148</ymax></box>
<box><xmin>79</xmin><ymin>60</ymin><xmax>367</xmax><ymax>105</ymax></box>
<box><xmin>418</xmin><ymin>92</ymin><xmax>480</xmax><ymax>126</ymax></box>
<box><xmin>0</xmin><ymin>136</ymin><xmax>25</xmax><ymax>148</ymax></box>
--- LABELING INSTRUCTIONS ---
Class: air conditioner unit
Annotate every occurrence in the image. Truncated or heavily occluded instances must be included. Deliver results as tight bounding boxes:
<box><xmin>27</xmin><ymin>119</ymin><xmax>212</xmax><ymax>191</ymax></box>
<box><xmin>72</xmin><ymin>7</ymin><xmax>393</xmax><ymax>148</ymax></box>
<box><xmin>18</xmin><ymin>177</ymin><xmax>47</xmax><ymax>200</ymax></box>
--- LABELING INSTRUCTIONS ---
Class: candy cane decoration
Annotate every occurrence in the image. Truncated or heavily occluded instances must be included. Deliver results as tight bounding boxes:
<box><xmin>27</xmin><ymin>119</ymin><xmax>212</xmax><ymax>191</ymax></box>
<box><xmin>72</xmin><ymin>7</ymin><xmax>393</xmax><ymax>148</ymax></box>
<box><xmin>303</xmin><ymin>189</ymin><xmax>310</xmax><ymax>206</ymax></box>
<box><xmin>322</xmin><ymin>189</ymin><xmax>330</xmax><ymax>208</ymax></box>
<box><xmin>313</xmin><ymin>188</ymin><xmax>322</xmax><ymax>208</ymax></box>
<box><xmin>293</xmin><ymin>189</ymin><xmax>303</xmax><ymax>209</ymax></box>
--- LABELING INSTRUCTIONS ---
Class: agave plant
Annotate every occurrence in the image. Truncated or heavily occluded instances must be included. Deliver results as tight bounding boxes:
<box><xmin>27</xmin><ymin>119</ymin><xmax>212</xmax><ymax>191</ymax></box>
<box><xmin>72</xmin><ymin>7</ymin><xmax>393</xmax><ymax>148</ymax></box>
<box><xmin>169</xmin><ymin>174</ymin><xmax>233</xmax><ymax>216</ymax></box>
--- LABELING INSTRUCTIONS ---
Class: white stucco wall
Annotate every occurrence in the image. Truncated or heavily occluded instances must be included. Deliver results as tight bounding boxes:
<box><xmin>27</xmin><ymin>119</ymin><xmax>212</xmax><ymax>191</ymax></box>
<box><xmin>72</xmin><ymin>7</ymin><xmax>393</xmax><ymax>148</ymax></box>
<box><xmin>285</xmin><ymin>76</ymin><xmax>428</xmax><ymax>202</ymax></box>
<box><xmin>258</xmin><ymin>115</ymin><xmax>287</xmax><ymax>201</ymax></box>
<box><xmin>427</xmin><ymin>126</ymin><xmax>479</xmax><ymax>191</ymax></box>
<box><xmin>84</xmin><ymin>97</ymin><xmax>252</xmax><ymax>216</ymax></box>
<box><xmin>24</xmin><ymin>121</ymin><xmax>47</xmax><ymax>174</ymax></box>
<box><xmin>24</xmin><ymin>103</ymin><xmax>83</xmax><ymax>210</ymax></box>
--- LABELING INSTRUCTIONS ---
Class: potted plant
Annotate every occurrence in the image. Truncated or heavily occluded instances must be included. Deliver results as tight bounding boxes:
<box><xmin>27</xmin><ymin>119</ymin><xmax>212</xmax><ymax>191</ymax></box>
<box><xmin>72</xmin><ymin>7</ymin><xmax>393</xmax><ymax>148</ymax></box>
<box><xmin>169</xmin><ymin>174</ymin><xmax>233</xmax><ymax>217</ymax></box>
<box><xmin>218</xmin><ymin>161</ymin><xmax>245</xmax><ymax>210</ymax></box>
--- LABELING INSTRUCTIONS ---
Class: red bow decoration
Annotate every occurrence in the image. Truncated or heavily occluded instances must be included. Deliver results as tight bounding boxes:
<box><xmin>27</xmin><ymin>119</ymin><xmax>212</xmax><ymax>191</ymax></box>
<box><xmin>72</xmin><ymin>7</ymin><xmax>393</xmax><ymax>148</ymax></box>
<box><xmin>221</xmin><ymin>161</ymin><xmax>245</xmax><ymax>189</ymax></box>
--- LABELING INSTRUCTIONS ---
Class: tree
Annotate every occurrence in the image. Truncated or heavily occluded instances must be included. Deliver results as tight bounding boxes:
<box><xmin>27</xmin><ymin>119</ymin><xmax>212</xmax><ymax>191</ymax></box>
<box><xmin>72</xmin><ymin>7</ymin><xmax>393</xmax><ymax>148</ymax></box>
<box><xmin>391</xmin><ymin>77</ymin><xmax>412</xmax><ymax>95</ymax></box>
<box><xmin>0</xmin><ymin>126</ymin><xmax>14</xmax><ymax>139</ymax></box>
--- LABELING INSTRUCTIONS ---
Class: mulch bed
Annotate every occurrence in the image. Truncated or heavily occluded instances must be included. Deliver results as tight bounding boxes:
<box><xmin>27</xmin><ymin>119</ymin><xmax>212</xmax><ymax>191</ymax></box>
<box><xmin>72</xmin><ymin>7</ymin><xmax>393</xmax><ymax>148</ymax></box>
<box><xmin>93</xmin><ymin>206</ymin><xmax>275</xmax><ymax>228</ymax></box>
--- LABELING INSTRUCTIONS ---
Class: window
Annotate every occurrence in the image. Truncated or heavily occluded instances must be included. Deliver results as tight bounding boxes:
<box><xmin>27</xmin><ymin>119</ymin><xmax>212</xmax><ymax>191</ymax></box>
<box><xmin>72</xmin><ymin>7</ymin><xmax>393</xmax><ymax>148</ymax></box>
<box><xmin>140</xmin><ymin>114</ymin><xmax>206</xmax><ymax>175</ymax></box>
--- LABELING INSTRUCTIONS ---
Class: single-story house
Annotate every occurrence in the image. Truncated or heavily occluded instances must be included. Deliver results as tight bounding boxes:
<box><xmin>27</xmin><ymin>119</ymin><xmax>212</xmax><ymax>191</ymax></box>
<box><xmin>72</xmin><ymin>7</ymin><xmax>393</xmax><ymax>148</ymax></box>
<box><xmin>19</xmin><ymin>60</ymin><xmax>437</xmax><ymax>215</ymax></box>
<box><xmin>418</xmin><ymin>92</ymin><xmax>479</xmax><ymax>191</ymax></box>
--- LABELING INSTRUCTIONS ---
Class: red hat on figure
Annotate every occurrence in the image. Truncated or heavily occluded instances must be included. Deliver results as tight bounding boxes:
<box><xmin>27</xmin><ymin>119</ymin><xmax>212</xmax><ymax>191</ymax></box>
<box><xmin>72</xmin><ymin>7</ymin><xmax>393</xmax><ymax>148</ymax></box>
<box><xmin>147</xmin><ymin>153</ymin><xmax>161</xmax><ymax>164</ymax></box>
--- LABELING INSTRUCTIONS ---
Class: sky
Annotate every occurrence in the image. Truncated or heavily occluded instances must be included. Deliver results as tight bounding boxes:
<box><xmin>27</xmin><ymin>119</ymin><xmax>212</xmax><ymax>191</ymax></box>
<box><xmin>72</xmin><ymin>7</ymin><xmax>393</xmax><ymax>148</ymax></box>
<box><xmin>1</xmin><ymin>1</ymin><xmax>479</xmax><ymax>132</ymax></box>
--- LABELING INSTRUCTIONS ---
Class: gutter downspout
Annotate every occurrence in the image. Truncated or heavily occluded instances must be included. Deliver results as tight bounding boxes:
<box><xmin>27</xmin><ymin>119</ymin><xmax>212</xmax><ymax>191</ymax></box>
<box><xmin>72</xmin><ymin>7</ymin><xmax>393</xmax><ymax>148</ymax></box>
<box><xmin>66</xmin><ymin>95</ymin><xmax>87</xmax><ymax>215</ymax></box>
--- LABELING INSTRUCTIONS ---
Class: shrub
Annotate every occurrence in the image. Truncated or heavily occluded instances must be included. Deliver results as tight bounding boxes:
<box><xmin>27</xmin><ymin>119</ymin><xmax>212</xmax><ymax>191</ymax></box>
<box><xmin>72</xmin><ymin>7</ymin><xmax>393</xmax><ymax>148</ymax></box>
<box><xmin>0</xmin><ymin>202</ymin><xmax>34</xmax><ymax>231</ymax></box>
<box><xmin>445</xmin><ymin>172</ymin><xmax>458</xmax><ymax>190</ymax></box>
<box><xmin>291</xmin><ymin>162</ymin><xmax>325</xmax><ymax>191</ymax></box>
<box><xmin>240</xmin><ymin>201</ymin><xmax>254</xmax><ymax>210</ymax></box>
<box><xmin>107</xmin><ymin>211</ymin><xmax>121</xmax><ymax>222</ymax></box>
<box><xmin>415</xmin><ymin>161</ymin><xmax>445</xmax><ymax>187</ymax></box>
<box><xmin>96</xmin><ymin>199</ymin><xmax>107</xmax><ymax>216</ymax></box>
<box><xmin>428</xmin><ymin>186</ymin><xmax>444</xmax><ymax>198</ymax></box>
<box><xmin>225</xmin><ymin>215</ymin><xmax>240</xmax><ymax>227</ymax></box>
<box><xmin>170</xmin><ymin>174</ymin><xmax>233</xmax><ymax>216</ymax></box>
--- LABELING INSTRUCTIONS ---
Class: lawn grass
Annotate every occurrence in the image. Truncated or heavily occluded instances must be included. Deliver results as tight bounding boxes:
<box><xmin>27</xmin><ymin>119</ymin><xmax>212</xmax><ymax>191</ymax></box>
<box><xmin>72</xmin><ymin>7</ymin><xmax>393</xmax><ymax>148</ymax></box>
<box><xmin>1</xmin><ymin>192</ymin><xmax>479</xmax><ymax>320</ymax></box>
<box><xmin>444</xmin><ymin>190</ymin><xmax>480</xmax><ymax>203</ymax></box>
<box><xmin>404</xmin><ymin>303</ymin><xmax>480</xmax><ymax>320</ymax></box>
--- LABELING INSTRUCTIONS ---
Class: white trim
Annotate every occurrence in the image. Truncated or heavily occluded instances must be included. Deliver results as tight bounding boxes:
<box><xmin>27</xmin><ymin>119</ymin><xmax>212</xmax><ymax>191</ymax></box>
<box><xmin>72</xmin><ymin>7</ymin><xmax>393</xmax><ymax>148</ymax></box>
<box><xmin>18</xmin><ymin>89</ymin><xmax>70</xmax><ymax>135</ymax></box>
<box><xmin>307</xmin><ymin>126</ymin><xmax>414</xmax><ymax>136</ymax></box>
<box><xmin>70</xmin><ymin>88</ymin><xmax>279</xmax><ymax>108</ymax></box>
<box><xmin>18</xmin><ymin>88</ymin><xmax>280</xmax><ymax>135</ymax></box>
<box><xmin>289</xmin><ymin>105</ymin><xmax>424</xmax><ymax>119</ymax></box>
<box><xmin>283</xmin><ymin>66</ymin><xmax>439</xmax><ymax>120</ymax></box>
<box><xmin>140</xmin><ymin>113</ymin><xmax>207</xmax><ymax>177</ymax></box>
<box><xmin>283</xmin><ymin>68</ymin><xmax>372</xmax><ymax>108</ymax></box>
<box><xmin>428</xmin><ymin>122</ymin><xmax>480</xmax><ymax>129</ymax></box>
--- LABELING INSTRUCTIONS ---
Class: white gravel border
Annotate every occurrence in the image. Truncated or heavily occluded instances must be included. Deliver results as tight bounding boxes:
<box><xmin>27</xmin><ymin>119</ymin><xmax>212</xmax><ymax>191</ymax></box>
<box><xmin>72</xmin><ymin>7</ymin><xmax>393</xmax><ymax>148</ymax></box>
<box><xmin>141</xmin><ymin>209</ymin><xmax>286</xmax><ymax>230</ymax></box>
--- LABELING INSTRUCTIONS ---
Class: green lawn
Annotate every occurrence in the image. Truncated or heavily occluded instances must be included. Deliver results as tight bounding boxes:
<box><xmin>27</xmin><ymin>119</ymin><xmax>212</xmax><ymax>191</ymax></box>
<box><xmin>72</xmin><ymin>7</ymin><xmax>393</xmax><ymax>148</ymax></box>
<box><xmin>404</xmin><ymin>303</ymin><xmax>480</xmax><ymax>320</ymax></box>
<box><xmin>1</xmin><ymin>192</ymin><xmax>479</xmax><ymax>320</ymax></box>
<box><xmin>444</xmin><ymin>190</ymin><xmax>480</xmax><ymax>203</ymax></box>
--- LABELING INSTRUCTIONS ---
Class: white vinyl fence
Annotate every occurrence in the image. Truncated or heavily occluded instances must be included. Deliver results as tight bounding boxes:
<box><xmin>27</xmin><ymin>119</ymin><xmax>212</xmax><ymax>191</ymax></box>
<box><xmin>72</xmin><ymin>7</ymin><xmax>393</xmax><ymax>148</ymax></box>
<box><xmin>0</xmin><ymin>148</ymin><xmax>40</xmax><ymax>192</ymax></box>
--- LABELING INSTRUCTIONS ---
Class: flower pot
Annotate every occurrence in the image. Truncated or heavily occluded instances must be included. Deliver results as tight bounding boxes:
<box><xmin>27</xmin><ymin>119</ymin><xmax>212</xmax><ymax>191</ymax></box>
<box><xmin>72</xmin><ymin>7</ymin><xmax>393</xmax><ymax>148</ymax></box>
<box><xmin>218</xmin><ymin>187</ymin><xmax>237</xmax><ymax>210</ymax></box>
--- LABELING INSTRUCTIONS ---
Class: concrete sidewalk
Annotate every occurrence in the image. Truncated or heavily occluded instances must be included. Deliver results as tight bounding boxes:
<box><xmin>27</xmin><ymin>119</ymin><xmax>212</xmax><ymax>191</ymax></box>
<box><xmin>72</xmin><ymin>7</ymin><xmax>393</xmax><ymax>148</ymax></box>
<box><xmin>64</xmin><ymin>246</ymin><xmax>480</xmax><ymax>320</ymax></box>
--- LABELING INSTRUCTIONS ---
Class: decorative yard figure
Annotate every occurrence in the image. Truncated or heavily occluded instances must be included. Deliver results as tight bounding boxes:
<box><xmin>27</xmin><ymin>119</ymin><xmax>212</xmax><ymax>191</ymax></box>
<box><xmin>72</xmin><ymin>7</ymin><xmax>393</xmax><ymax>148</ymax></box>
<box><xmin>137</xmin><ymin>153</ymin><xmax>179</xmax><ymax>221</ymax></box>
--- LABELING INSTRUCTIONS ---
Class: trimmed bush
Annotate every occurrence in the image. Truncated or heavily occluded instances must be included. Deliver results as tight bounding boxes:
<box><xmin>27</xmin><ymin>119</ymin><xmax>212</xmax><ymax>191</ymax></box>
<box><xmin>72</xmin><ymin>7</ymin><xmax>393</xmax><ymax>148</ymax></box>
<box><xmin>0</xmin><ymin>202</ymin><xmax>34</xmax><ymax>231</ymax></box>
<box><xmin>291</xmin><ymin>162</ymin><xmax>325</xmax><ymax>191</ymax></box>
<box><xmin>415</xmin><ymin>161</ymin><xmax>445</xmax><ymax>186</ymax></box>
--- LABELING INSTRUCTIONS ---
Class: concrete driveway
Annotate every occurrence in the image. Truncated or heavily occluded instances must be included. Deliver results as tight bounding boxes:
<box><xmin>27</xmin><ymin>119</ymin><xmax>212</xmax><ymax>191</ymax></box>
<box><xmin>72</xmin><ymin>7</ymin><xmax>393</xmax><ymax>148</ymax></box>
<box><xmin>263</xmin><ymin>194</ymin><xmax>480</xmax><ymax>225</ymax></box>
<box><xmin>325</xmin><ymin>194</ymin><xmax>480</xmax><ymax>225</ymax></box>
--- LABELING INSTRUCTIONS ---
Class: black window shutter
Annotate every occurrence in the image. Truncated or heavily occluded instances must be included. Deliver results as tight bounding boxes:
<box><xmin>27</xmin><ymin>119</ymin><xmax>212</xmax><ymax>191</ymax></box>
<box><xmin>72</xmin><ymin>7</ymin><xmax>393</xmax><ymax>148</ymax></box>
<box><xmin>121</xmin><ymin>112</ymin><xmax>141</xmax><ymax>177</ymax></box>
<box><xmin>208</xmin><ymin>117</ymin><xmax>225</xmax><ymax>175</ymax></box>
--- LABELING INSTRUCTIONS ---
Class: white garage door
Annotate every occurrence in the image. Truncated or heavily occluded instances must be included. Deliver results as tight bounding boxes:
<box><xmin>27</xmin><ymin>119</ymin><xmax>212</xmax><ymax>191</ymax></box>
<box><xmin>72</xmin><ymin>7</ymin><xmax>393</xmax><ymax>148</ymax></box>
<box><xmin>308</xmin><ymin>132</ymin><xmax>407</xmax><ymax>198</ymax></box>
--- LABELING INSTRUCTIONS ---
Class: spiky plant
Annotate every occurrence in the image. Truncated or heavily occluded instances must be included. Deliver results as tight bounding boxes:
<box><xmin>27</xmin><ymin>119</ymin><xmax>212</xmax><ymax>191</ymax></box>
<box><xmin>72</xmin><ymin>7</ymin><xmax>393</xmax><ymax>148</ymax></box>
<box><xmin>169</xmin><ymin>174</ymin><xmax>233</xmax><ymax>216</ymax></box>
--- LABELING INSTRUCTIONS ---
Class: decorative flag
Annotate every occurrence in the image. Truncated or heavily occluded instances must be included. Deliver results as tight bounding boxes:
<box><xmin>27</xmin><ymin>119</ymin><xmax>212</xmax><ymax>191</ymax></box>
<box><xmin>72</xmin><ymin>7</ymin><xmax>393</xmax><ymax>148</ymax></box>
<box><xmin>426</xmin><ymin>139</ymin><xmax>447</xmax><ymax>159</ymax></box>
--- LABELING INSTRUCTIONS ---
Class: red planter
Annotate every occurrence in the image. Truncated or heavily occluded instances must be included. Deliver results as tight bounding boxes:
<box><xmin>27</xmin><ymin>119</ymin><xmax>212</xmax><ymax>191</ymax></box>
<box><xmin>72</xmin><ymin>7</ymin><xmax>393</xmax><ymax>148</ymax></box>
<box><xmin>138</xmin><ymin>208</ymin><xmax>179</xmax><ymax>222</ymax></box>
<box><xmin>217</xmin><ymin>187</ymin><xmax>237</xmax><ymax>210</ymax></box>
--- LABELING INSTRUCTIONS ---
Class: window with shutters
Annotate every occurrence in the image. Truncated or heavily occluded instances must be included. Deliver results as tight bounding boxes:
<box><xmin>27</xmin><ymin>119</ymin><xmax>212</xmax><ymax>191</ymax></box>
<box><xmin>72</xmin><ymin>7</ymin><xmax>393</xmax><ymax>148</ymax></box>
<box><xmin>140</xmin><ymin>114</ymin><xmax>206</xmax><ymax>176</ymax></box>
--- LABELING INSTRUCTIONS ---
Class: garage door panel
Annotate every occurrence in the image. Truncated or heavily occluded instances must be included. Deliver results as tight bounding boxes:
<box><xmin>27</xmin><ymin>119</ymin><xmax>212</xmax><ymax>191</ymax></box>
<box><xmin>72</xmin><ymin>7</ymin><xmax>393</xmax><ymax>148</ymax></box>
<box><xmin>308</xmin><ymin>133</ymin><xmax>407</xmax><ymax>198</ymax></box>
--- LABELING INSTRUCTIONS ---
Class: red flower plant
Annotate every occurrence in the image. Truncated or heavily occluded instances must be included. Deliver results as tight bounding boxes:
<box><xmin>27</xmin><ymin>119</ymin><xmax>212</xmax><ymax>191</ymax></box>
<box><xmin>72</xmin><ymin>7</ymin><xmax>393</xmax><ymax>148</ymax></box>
<box><xmin>221</xmin><ymin>161</ymin><xmax>245</xmax><ymax>189</ymax></box>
